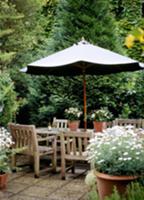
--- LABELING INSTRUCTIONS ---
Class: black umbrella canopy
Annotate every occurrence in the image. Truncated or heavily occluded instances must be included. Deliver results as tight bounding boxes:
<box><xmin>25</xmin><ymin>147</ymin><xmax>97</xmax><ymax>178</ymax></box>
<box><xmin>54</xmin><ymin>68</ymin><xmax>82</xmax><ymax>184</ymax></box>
<box><xmin>22</xmin><ymin>40</ymin><xmax>144</xmax><ymax>129</ymax></box>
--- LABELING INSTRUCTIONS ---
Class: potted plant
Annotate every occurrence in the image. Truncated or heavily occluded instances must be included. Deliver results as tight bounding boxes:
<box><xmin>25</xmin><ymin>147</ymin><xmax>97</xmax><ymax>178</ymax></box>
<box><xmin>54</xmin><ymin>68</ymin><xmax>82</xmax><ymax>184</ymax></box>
<box><xmin>64</xmin><ymin>107</ymin><xmax>82</xmax><ymax>131</ymax></box>
<box><xmin>90</xmin><ymin>107</ymin><xmax>112</xmax><ymax>132</ymax></box>
<box><xmin>86</xmin><ymin>126</ymin><xmax>144</xmax><ymax>199</ymax></box>
<box><xmin>0</xmin><ymin>127</ymin><xmax>14</xmax><ymax>189</ymax></box>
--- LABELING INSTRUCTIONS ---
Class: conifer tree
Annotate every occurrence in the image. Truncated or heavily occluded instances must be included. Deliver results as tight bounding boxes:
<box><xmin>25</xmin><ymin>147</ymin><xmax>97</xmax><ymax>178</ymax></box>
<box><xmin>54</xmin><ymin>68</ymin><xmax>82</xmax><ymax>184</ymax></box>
<box><xmin>0</xmin><ymin>1</ymin><xmax>24</xmax><ymax>70</ymax></box>
<box><xmin>0</xmin><ymin>0</ymin><xmax>45</xmax><ymax>71</ymax></box>
<box><xmin>48</xmin><ymin>0</ymin><xmax>121</xmax><ymax>53</ymax></box>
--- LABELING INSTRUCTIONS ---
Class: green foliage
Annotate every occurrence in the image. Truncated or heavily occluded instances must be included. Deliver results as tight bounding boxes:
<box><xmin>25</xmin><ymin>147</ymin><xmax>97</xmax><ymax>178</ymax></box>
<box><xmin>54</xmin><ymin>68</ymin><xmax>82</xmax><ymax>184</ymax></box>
<box><xmin>0</xmin><ymin>72</ymin><xmax>18</xmax><ymax>126</ymax></box>
<box><xmin>104</xmin><ymin>187</ymin><xmax>122</xmax><ymax>200</ymax></box>
<box><xmin>117</xmin><ymin>0</ymin><xmax>143</xmax><ymax>61</ymax></box>
<box><xmin>22</xmin><ymin>71</ymin><xmax>144</xmax><ymax>127</ymax></box>
<box><xmin>126</xmin><ymin>182</ymin><xmax>144</xmax><ymax>200</ymax></box>
<box><xmin>110</xmin><ymin>0</ymin><xmax>124</xmax><ymax>20</ymax></box>
<box><xmin>110</xmin><ymin>0</ymin><xmax>143</xmax><ymax>62</ymax></box>
<box><xmin>0</xmin><ymin>0</ymin><xmax>51</xmax><ymax>125</ymax></box>
<box><xmin>88</xmin><ymin>182</ymin><xmax>144</xmax><ymax>200</ymax></box>
<box><xmin>110</xmin><ymin>0</ymin><xmax>142</xmax><ymax>20</ymax></box>
<box><xmin>47</xmin><ymin>0</ymin><xmax>121</xmax><ymax>53</ymax></box>
<box><xmin>41</xmin><ymin>0</ymin><xmax>58</xmax><ymax>37</ymax></box>
<box><xmin>0</xmin><ymin>0</ymin><xmax>23</xmax><ymax>69</ymax></box>
<box><xmin>0</xmin><ymin>0</ymin><xmax>47</xmax><ymax>71</ymax></box>
<box><xmin>87</xmin><ymin>189</ymin><xmax>99</xmax><ymax>200</ymax></box>
<box><xmin>118</xmin><ymin>104</ymin><xmax>131</xmax><ymax>119</ymax></box>
<box><xmin>122</xmin><ymin>0</ymin><xmax>142</xmax><ymax>21</ymax></box>
<box><xmin>23</xmin><ymin>76</ymin><xmax>83</xmax><ymax>126</ymax></box>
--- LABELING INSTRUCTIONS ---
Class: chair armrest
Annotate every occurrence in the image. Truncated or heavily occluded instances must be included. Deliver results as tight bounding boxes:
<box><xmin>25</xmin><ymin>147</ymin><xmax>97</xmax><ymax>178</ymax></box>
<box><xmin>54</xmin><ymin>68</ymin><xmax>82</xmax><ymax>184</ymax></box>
<box><xmin>38</xmin><ymin>135</ymin><xmax>57</xmax><ymax>153</ymax></box>
<box><xmin>38</xmin><ymin>135</ymin><xmax>56</xmax><ymax>142</ymax></box>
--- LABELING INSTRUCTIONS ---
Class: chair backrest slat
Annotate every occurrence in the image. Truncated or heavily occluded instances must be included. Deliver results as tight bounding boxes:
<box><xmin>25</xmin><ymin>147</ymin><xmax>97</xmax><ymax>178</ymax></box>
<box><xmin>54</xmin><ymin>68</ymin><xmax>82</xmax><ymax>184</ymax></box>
<box><xmin>61</xmin><ymin>132</ymin><xmax>91</xmax><ymax>157</ymax></box>
<box><xmin>8</xmin><ymin>123</ymin><xmax>38</xmax><ymax>155</ymax></box>
<box><xmin>66</xmin><ymin>137</ymin><xmax>71</xmax><ymax>154</ymax></box>
<box><xmin>78</xmin><ymin>137</ymin><xmax>82</xmax><ymax>155</ymax></box>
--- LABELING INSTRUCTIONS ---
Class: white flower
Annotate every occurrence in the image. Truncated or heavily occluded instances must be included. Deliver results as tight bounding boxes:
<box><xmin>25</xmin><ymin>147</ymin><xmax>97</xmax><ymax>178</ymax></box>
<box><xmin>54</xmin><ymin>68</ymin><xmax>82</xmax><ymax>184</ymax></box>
<box><xmin>111</xmin><ymin>146</ymin><xmax>116</xmax><ymax>150</ymax></box>
<box><xmin>0</xmin><ymin>126</ymin><xmax>14</xmax><ymax>172</ymax></box>
<box><xmin>91</xmin><ymin>113</ymin><xmax>95</xmax><ymax>119</ymax></box>
<box><xmin>97</xmin><ymin>159</ymin><xmax>105</xmax><ymax>164</ymax></box>
<box><xmin>89</xmin><ymin>107</ymin><xmax>112</xmax><ymax>121</ymax></box>
<box><xmin>125</xmin><ymin>125</ymin><xmax>134</xmax><ymax>129</ymax></box>
<box><xmin>123</xmin><ymin>152</ymin><xmax>128</xmax><ymax>156</ymax></box>
<box><xmin>127</xmin><ymin>157</ymin><xmax>132</xmax><ymax>160</ymax></box>
<box><xmin>87</xmin><ymin>125</ymin><xmax>144</xmax><ymax>176</ymax></box>
<box><xmin>65</xmin><ymin>107</ymin><xmax>82</xmax><ymax>120</ymax></box>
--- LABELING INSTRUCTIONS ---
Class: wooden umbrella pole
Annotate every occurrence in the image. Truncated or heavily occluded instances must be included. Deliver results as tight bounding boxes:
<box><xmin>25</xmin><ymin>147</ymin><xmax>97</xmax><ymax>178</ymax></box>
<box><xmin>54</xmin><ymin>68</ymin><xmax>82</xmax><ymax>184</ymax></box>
<box><xmin>83</xmin><ymin>71</ymin><xmax>87</xmax><ymax>130</ymax></box>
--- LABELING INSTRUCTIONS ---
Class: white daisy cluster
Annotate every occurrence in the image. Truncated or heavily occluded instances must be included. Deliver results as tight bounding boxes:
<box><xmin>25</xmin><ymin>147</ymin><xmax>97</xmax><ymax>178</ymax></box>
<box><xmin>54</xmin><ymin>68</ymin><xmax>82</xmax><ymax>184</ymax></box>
<box><xmin>0</xmin><ymin>127</ymin><xmax>13</xmax><ymax>151</ymax></box>
<box><xmin>65</xmin><ymin>107</ymin><xmax>82</xmax><ymax>121</ymax></box>
<box><xmin>90</xmin><ymin>107</ymin><xmax>112</xmax><ymax>122</ymax></box>
<box><xmin>87</xmin><ymin>125</ymin><xmax>144</xmax><ymax>176</ymax></box>
<box><xmin>0</xmin><ymin>127</ymin><xmax>13</xmax><ymax>173</ymax></box>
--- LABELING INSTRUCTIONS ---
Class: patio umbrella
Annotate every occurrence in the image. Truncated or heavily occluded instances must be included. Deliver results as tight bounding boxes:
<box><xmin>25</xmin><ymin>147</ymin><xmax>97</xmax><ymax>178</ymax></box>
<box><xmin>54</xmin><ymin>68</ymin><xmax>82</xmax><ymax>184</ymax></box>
<box><xmin>22</xmin><ymin>39</ymin><xmax>144</xmax><ymax>129</ymax></box>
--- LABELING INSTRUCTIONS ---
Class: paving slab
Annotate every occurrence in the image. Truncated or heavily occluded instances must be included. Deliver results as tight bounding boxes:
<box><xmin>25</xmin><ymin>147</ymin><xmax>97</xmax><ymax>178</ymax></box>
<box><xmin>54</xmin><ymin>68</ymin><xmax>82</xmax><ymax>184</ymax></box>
<box><xmin>1</xmin><ymin>163</ymin><xmax>89</xmax><ymax>200</ymax></box>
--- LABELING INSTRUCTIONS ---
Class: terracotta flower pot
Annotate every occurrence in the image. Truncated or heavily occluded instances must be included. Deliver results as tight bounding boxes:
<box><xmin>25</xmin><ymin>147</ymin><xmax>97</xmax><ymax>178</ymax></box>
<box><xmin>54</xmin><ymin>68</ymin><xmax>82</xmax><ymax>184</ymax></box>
<box><xmin>95</xmin><ymin>171</ymin><xmax>138</xmax><ymax>200</ymax></box>
<box><xmin>68</xmin><ymin>120</ymin><xmax>80</xmax><ymax>131</ymax></box>
<box><xmin>93</xmin><ymin>121</ymin><xmax>107</xmax><ymax>132</ymax></box>
<box><xmin>0</xmin><ymin>173</ymin><xmax>8</xmax><ymax>190</ymax></box>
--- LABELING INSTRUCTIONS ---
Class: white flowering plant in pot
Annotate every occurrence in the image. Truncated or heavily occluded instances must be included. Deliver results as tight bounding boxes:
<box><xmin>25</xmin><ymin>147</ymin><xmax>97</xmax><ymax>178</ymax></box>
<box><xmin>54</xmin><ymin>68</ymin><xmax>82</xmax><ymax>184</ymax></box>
<box><xmin>87</xmin><ymin>126</ymin><xmax>144</xmax><ymax>176</ymax></box>
<box><xmin>64</xmin><ymin>107</ymin><xmax>82</xmax><ymax>121</ymax></box>
<box><xmin>90</xmin><ymin>107</ymin><xmax>113</xmax><ymax>122</ymax></box>
<box><xmin>0</xmin><ymin>127</ymin><xmax>14</xmax><ymax>174</ymax></box>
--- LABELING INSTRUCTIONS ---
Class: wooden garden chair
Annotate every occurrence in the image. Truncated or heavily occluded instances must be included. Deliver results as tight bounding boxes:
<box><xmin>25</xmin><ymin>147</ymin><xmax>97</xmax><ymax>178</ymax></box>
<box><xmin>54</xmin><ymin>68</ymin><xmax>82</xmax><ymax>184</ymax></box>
<box><xmin>8</xmin><ymin>123</ymin><xmax>57</xmax><ymax>178</ymax></box>
<box><xmin>60</xmin><ymin>131</ymin><xmax>92</xmax><ymax>179</ymax></box>
<box><xmin>113</xmin><ymin>118</ymin><xmax>142</xmax><ymax>128</ymax></box>
<box><xmin>53</xmin><ymin>117</ymin><xmax>68</xmax><ymax>130</ymax></box>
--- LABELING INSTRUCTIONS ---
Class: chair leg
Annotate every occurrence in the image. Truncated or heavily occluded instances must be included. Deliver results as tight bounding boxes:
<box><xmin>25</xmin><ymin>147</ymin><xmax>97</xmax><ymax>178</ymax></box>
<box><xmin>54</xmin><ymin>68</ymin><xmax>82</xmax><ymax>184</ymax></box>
<box><xmin>11</xmin><ymin>154</ymin><xmax>16</xmax><ymax>172</ymax></box>
<box><xmin>34</xmin><ymin>154</ymin><xmax>40</xmax><ymax>178</ymax></box>
<box><xmin>29</xmin><ymin>156</ymin><xmax>34</xmax><ymax>170</ymax></box>
<box><xmin>51</xmin><ymin>136</ymin><xmax>57</xmax><ymax>172</ymax></box>
<box><xmin>61</xmin><ymin>157</ymin><xmax>66</xmax><ymax>180</ymax></box>
<box><xmin>71</xmin><ymin>161</ymin><xmax>75</xmax><ymax>174</ymax></box>
<box><xmin>52</xmin><ymin>152</ymin><xmax>57</xmax><ymax>173</ymax></box>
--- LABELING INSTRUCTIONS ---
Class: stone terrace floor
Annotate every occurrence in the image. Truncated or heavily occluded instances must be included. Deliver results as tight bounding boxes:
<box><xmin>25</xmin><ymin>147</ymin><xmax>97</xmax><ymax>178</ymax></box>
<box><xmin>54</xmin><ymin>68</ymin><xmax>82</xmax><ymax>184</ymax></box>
<box><xmin>0</xmin><ymin>164</ymin><xmax>89</xmax><ymax>200</ymax></box>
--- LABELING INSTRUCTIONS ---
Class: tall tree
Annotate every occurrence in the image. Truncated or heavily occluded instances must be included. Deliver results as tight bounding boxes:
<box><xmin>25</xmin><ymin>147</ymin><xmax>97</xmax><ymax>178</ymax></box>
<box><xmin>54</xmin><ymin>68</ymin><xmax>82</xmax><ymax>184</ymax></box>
<box><xmin>0</xmin><ymin>1</ymin><xmax>24</xmax><ymax>70</ymax></box>
<box><xmin>48</xmin><ymin>0</ymin><xmax>121</xmax><ymax>53</ymax></box>
<box><xmin>0</xmin><ymin>0</ymin><xmax>47</xmax><ymax>126</ymax></box>
<box><xmin>41</xmin><ymin>0</ymin><xmax>58</xmax><ymax>38</ymax></box>
<box><xmin>0</xmin><ymin>0</ymin><xmax>46</xmax><ymax>71</ymax></box>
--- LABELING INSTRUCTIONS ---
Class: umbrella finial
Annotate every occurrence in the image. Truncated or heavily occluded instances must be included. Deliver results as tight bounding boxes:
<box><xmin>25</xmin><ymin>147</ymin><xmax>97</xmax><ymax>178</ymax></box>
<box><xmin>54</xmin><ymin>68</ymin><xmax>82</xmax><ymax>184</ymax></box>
<box><xmin>78</xmin><ymin>37</ymin><xmax>89</xmax><ymax>45</ymax></box>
